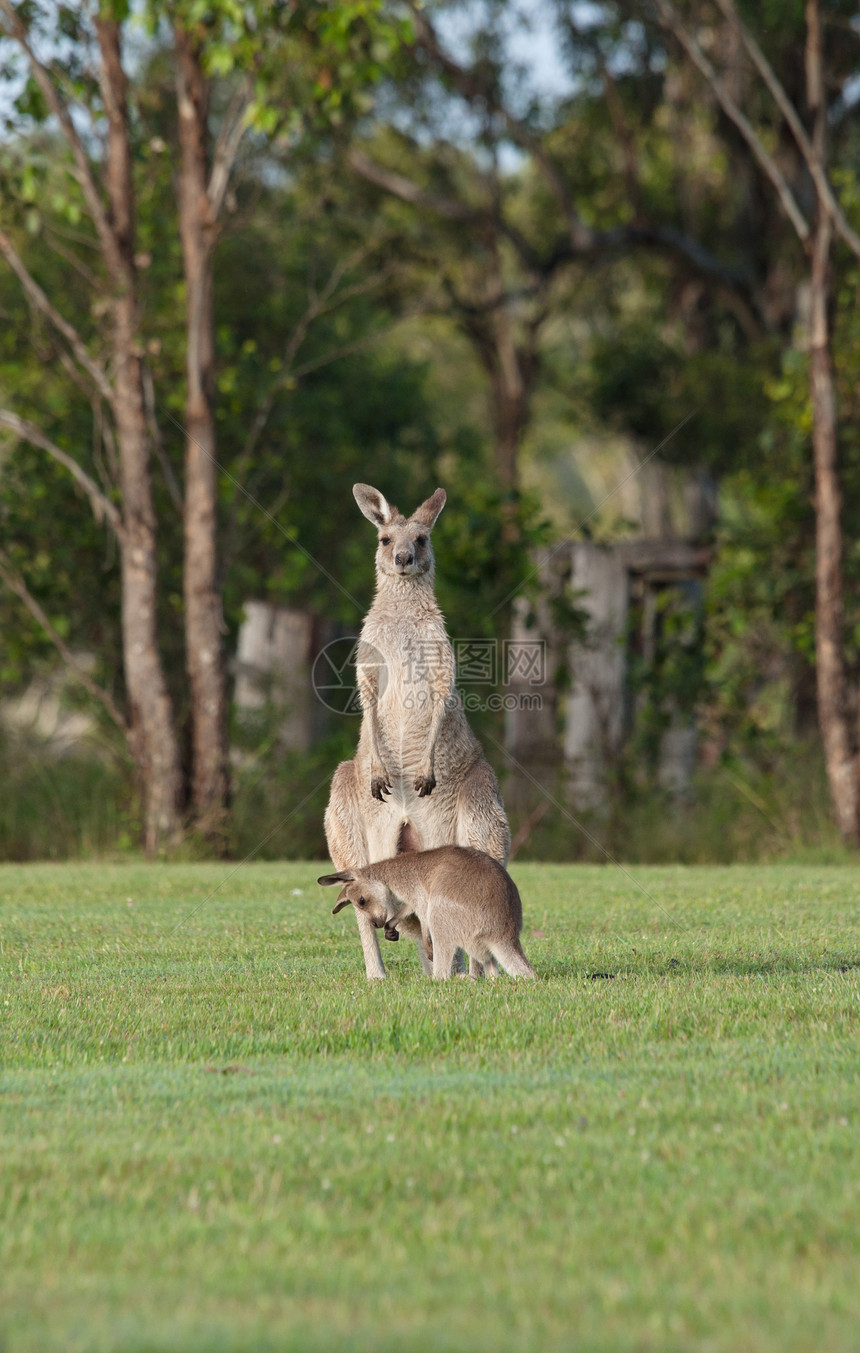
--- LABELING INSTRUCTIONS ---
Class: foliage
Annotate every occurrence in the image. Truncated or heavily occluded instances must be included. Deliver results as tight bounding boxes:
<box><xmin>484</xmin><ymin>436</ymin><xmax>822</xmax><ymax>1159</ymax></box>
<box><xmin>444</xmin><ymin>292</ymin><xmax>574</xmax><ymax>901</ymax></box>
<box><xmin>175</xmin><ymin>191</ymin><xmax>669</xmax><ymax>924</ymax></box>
<box><xmin>1</xmin><ymin>0</ymin><xmax>859</xmax><ymax>852</ymax></box>
<box><xmin>625</xmin><ymin>579</ymin><xmax>707</xmax><ymax>777</ymax></box>
<box><xmin>229</xmin><ymin>727</ymin><xmax>356</xmax><ymax>863</ymax></box>
<box><xmin>510</xmin><ymin>740</ymin><xmax>846</xmax><ymax>865</ymax></box>
<box><xmin>701</xmin><ymin>259</ymin><xmax>860</xmax><ymax>761</ymax></box>
<box><xmin>0</xmin><ymin>719</ymin><xmax>847</xmax><ymax>866</ymax></box>
<box><xmin>587</xmin><ymin>318</ymin><xmax>775</xmax><ymax>473</ymax></box>
<box><xmin>0</xmin><ymin>732</ymin><xmax>133</xmax><ymax>860</ymax></box>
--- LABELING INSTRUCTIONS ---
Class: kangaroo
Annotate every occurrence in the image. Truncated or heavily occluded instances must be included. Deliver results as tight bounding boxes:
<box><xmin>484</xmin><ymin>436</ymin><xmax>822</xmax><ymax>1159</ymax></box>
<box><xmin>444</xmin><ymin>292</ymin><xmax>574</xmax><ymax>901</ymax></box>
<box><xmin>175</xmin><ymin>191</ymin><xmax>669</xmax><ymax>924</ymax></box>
<box><xmin>324</xmin><ymin>484</ymin><xmax>511</xmax><ymax>980</ymax></box>
<box><xmin>319</xmin><ymin>847</ymin><xmax>535</xmax><ymax>981</ymax></box>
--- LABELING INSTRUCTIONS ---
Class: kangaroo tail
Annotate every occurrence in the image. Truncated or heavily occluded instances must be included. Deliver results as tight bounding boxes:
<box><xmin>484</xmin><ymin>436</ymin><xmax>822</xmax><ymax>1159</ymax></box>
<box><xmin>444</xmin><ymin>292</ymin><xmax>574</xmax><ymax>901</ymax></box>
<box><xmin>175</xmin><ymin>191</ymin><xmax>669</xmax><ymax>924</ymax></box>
<box><xmin>490</xmin><ymin>941</ymin><xmax>536</xmax><ymax>980</ymax></box>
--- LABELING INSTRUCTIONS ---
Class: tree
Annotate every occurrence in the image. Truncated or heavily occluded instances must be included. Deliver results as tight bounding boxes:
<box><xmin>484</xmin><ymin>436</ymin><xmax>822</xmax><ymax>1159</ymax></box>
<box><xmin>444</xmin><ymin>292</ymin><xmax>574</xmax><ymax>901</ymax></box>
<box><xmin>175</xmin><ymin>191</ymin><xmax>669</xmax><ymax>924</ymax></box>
<box><xmin>166</xmin><ymin>0</ymin><xmax>407</xmax><ymax>841</ymax></box>
<box><xmin>0</xmin><ymin>0</ymin><xmax>409</xmax><ymax>853</ymax></box>
<box><xmin>656</xmin><ymin>0</ymin><xmax>860</xmax><ymax>841</ymax></box>
<box><xmin>0</xmin><ymin>0</ymin><xmax>183</xmax><ymax>852</ymax></box>
<box><xmin>349</xmin><ymin>2</ymin><xmax>764</xmax><ymax>500</ymax></box>
<box><xmin>172</xmin><ymin>16</ymin><xmax>249</xmax><ymax>842</ymax></box>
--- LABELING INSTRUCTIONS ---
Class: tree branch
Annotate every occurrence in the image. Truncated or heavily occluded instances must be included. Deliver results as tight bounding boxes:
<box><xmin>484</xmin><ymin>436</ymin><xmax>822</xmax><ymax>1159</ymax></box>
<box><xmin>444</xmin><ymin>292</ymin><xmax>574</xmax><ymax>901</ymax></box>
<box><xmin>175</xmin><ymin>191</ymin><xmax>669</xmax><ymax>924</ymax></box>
<box><xmin>208</xmin><ymin>77</ymin><xmax>252</xmax><ymax>219</ymax></box>
<box><xmin>0</xmin><ymin>0</ymin><xmax>122</xmax><ymax>275</ymax></box>
<box><xmin>0</xmin><ymin>229</ymin><xmax>114</xmax><ymax>403</ymax></box>
<box><xmin>142</xmin><ymin>363</ymin><xmax>182</xmax><ymax>512</ymax></box>
<box><xmin>408</xmin><ymin>4</ymin><xmax>594</xmax><ymax>252</ymax></box>
<box><xmin>714</xmin><ymin>0</ymin><xmax>860</xmax><ymax>261</ymax></box>
<box><xmin>0</xmin><ymin>549</ymin><xmax>127</xmax><ymax>732</ymax></box>
<box><xmin>232</xmin><ymin>250</ymin><xmax>402</xmax><ymax>479</ymax></box>
<box><xmin>93</xmin><ymin>14</ymin><xmax>136</xmax><ymax>287</ymax></box>
<box><xmin>655</xmin><ymin>0</ymin><xmax>810</xmax><ymax>245</ymax></box>
<box><xmin>349</xmin><ymin>147</ymin><xmax>480</xmax><ymax>221</ymax></box>
<box><xmin>352</xmin><ymin>145</ymin><xmax>763</xmax><ymax>325</ymax></box>
<box><xmin>351</xmin><ymin>146</ymin><xmax>560</xmax><ymax>276</ymax></box>
<box><xmin>609</xmin><ymin>222</ymin><xmax>764</xmax><ymax>329</ymax></box>
<box><xmin>597</xmin><ymin>55</ymin><xmax>647</xmax><ymax>220</ymax></box>
<box><xmin>289</xmin><ymin>330</ymin><xmax>393</xmax><ymax>381</ymax></box>
<box><xmin>385</xmin><ymin>10</ymin><xmax>764</xmax><ymax>317</ymax></box>
<box><xmin>43</xmin><ymin>228</ymin><xmax>101</xmax><ymax>288</ymax></box>
<box><xmin>0</xmin><ymin>409</ymin><xmax>122</xmax><ymax>537</ymax></box>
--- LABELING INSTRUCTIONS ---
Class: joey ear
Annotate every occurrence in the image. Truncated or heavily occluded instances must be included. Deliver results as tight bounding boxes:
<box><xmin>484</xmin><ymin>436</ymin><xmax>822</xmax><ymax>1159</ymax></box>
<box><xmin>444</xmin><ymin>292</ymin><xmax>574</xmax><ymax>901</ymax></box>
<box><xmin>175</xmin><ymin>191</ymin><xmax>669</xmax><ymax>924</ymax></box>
<box><xmin>318</xmin><ymin>871</ymin><xmax>356</xmax><ymax>887</ymax></box>
<box><xmin>331</xmin><ymin>893</ymin><xmax>352</xmax><ymax>914</ymax></box>
<box><xmin>353</xmin><ymin>483</ymin><xmax>393</xmax><ymax>527</ymax></box>
<box><xmin>411</xmin><ymin>487</ymin><xmax>446</xmax><ymax>529</ymax></box>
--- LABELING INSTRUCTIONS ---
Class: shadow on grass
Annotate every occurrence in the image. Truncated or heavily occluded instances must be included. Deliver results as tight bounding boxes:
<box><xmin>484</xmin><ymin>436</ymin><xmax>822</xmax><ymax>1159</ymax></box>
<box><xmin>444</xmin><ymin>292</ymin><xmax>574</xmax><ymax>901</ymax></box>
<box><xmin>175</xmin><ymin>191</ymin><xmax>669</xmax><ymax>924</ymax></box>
<box><xmin>534</xmin><ymin>955</ymin><xmax>860</xmax><ymax>980</ymax></box>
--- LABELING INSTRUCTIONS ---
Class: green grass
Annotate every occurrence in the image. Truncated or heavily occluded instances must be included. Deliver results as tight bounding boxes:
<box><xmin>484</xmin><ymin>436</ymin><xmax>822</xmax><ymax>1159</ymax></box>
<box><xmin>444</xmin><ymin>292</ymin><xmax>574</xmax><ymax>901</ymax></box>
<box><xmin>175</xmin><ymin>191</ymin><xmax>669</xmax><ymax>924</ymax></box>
<box><xmin>1</xmin><ymin>861</ymin><xmax>859</xmax><ymax>1352</ymax></box>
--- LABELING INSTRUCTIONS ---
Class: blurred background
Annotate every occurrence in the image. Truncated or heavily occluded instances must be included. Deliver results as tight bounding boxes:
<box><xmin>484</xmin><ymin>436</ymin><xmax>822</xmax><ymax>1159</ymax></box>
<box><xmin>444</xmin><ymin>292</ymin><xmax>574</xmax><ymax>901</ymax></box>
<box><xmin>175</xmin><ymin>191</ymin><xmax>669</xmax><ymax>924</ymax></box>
<box><xmin>0</xmin><ymin>0</ymin><xmax>858</xmax><ymax>864</ymax></box>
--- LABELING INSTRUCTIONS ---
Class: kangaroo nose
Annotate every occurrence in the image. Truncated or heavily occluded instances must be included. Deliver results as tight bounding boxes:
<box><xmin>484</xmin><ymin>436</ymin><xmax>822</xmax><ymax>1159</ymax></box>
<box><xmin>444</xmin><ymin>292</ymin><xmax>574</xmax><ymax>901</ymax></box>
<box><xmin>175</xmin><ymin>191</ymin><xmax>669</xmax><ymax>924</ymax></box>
<box><xmin>395</xmin><ymin>552</ymin><xmax>413</xmax><ymax>567</ymax></box>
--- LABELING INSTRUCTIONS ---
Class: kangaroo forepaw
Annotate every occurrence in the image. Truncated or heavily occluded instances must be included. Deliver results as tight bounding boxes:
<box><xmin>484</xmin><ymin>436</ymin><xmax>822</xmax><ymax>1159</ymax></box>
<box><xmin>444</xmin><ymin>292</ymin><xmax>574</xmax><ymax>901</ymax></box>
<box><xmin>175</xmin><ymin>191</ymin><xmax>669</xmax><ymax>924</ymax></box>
<box><xmin>371</xmin><ymin>776</ymin><xmax>391</xmax><ymax>801</ymax></box>
<box><xmin>414</xmin><ymin>773</ymin><xmax>436</xmax><ymax>797</ymax></box>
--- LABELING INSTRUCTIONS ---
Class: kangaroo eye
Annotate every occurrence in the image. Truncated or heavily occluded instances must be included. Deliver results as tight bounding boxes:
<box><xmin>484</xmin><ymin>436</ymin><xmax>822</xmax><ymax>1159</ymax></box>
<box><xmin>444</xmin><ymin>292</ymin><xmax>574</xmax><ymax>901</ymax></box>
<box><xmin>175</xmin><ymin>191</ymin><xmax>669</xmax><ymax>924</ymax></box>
<box><xmin>380</xmin><ymin>537</ymin><xmax>390</xmax><ymax>547</ymax></box>
<box><xmin>358</xmin><ymin>897</ymin><xmax>366</xmax><ymax>907</ymax></box>
<box><xmin>416</xmin><ymin>535</ymin><xmax>427</xmax><ymax>546</ymax></box>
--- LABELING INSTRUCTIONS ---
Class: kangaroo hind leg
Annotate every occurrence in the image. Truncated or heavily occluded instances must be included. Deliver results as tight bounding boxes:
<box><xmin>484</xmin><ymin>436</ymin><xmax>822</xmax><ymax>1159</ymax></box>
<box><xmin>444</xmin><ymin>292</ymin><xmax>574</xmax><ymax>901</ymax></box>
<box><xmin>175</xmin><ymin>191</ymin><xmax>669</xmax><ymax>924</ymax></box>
<box><xmin>481</xmin><ymin>954</ymin><xmax>500</xmax><ymax>979</ymax></box>
<box><xmin>324</xmin><ymin>759</ymin><xmax>386</xmax><ymax>980</ymax></box>
<box><xmin>431</xmin><ymin>935</ymin><xmax>458</xmax><ymax>980</ymax></box>
<box><xmin>457</xmin><ymin>759</ymin><xmax>511</xmax><ymax>866</ymax></box>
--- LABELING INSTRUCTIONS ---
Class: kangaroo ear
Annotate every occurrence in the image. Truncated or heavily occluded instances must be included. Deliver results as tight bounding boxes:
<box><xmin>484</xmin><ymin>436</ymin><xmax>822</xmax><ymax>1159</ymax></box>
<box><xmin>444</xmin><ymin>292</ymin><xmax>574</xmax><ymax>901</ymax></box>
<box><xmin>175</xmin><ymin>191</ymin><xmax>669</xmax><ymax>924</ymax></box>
<box><xmin>353</xmin><ymin>484</ymin><xmax>393</xmax><ymax>527</ymax></box>
<box><xmin>411</xmin><ymin>487</ymin><xmax>446</xmax><ymax>529</ymax></box>
<box><xmin>332</xmin><ymin>893</ymin><xmax>352</xmax><ymax>914</ymax></box>
<box><xmin>318</xmin><ymin>871</ymin><xmax>356</xmax><ymax>886</ymax></box>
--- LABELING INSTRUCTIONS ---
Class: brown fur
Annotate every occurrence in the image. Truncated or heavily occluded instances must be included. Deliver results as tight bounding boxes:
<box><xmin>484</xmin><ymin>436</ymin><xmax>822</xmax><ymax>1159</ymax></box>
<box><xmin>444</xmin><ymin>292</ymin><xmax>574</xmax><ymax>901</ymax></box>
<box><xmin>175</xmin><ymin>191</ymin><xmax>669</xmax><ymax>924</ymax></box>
<box><xmin>324</xmin><ymin>484</ymin><xmax>511</xmax><ymax>979</ymax></box>
<box><xmin>319</xmin><ymin>846</ymin><xmax>535</xmax><ymax>981</ymax></box>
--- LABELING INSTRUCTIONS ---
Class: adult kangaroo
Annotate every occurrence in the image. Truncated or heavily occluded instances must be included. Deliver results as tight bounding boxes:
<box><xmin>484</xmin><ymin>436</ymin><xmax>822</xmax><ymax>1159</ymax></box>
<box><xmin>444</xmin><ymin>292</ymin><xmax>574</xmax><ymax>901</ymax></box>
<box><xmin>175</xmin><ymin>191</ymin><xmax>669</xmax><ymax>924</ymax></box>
<box><xmin>324</xmin><ymin>483</ymin><xmax>510</xmax><ymax>979</ymax></box>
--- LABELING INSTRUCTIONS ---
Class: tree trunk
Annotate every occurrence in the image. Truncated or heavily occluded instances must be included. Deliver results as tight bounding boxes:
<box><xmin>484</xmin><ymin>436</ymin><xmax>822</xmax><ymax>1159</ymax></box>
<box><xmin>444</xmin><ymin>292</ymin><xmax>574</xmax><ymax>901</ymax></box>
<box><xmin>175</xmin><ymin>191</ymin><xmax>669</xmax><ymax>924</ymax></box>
<box><xmin>96</xmin><ymin>16</ymin><xmax>183</xmax><ymax>854</ymax></box>
<box><xmin>808</xmin><ymin>209</ymin><xmax>857</xmax><ymax>842</ymax></box>
<box><xmin>489</xmin><ymin>364</ymin><xmax>527</xmax><ymax>493</ymax></box>
<box><xmin>805</xmin><ymin>0</ymin><xmax>858</xmax><ymax>844</ymax></box>
<box><xmin>488</xmin><ymin>235</ymin><xmax>531</xmax><ymax>493</ymax></box>
<box><xmin>175</xmin><ymin>24</ymin><xmax>230</xmax><ymax>844</ymax></box>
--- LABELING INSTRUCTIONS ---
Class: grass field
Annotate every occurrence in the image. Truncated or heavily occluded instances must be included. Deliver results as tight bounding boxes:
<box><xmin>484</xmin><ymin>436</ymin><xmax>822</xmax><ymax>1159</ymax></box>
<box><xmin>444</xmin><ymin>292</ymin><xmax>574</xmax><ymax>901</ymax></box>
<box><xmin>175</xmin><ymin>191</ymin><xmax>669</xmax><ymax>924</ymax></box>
<box><xmin>1</xmin><ymin>860</ymin><xmax>859</xmax><ymax>1352</ymax></box>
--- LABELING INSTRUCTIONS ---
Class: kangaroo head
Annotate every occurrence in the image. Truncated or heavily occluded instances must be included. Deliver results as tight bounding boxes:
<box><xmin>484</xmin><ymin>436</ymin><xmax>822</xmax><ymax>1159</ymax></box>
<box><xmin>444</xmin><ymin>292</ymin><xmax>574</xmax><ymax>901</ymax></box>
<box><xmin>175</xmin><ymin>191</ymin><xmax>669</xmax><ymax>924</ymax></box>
<box><xmin>318</xmin><ymin>869</ymin><xmax>392</xmax><ymax>929</ymax></box>
<box><xmin>353</xmin><ymin>484</ymin><xmax>446</xmax><ymax>580</ymax></box>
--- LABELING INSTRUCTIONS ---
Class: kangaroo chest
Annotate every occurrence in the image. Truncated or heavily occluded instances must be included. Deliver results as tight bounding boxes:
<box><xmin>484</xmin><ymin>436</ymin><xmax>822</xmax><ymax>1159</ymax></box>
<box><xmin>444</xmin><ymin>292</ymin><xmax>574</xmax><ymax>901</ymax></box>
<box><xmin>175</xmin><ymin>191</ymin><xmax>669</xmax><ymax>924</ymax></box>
<box><xmin>362</xmin><ymin>611</ymin><xmax>452</xmax><ymax>705</ymax></box>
